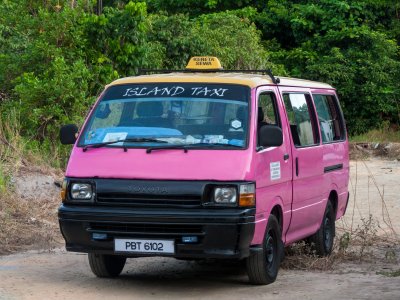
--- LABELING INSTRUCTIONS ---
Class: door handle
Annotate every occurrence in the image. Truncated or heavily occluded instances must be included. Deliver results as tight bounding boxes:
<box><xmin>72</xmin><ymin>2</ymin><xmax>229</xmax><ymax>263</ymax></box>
<box><xmin>284</xmin><ymin>154</ymin><xmax>289</xmax><ymax>160</ymax></box>
<box><xmin>295</xmin><ymin>157</ymin><xmax>299</xmax><ymax>176</ymax></box>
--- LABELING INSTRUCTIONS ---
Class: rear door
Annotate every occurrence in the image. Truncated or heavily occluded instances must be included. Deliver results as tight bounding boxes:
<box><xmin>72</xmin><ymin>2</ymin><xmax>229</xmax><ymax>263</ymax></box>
<box><xmin>311</xmin><ymin>90</ymin><xmax>349</xmax><ymax>219</ymax></box>
<box><xmin>278</xmin><ymin>87</ymin><xmax>325</xmax><ymax>244</ymax></box>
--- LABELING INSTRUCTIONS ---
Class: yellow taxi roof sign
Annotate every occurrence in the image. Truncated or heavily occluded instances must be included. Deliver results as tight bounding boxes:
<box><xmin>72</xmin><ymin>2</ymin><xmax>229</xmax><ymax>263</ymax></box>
<box><xmin>185</xmin><ymin>56</ymin><xmax>223</xmax><ymax>71</ymax></box>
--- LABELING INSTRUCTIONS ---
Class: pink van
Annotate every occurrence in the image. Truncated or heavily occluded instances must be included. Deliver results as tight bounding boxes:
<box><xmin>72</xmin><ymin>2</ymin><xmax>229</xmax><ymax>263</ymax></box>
<box><xmin>59</xmin><ymin>57</ymin><xmax>349</xmax><ymax>285</ymax></box>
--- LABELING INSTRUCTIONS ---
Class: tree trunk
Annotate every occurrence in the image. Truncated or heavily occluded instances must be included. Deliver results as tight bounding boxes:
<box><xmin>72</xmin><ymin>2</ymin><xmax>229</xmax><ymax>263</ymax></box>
<box><xmin>97</xmin><ymin>0</ymin><xmax>103</xmax><ymax>15</ymax></box>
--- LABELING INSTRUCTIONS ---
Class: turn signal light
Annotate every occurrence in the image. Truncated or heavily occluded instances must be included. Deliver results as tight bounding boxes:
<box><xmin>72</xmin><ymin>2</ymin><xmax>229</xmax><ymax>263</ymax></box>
<box><xmin>239</xmin><ymin>184</ymin><xmax>255</xmax><ymax>207</ymax></box>
<box><xmin>239</xmin><ymin>193</ymin><xmax>255</xmax><ymax>207</ymax></box>
<box><xmin>61</xmin><ymin>179</ymin><xmax>67</xmax><ymax>202</ymax></box>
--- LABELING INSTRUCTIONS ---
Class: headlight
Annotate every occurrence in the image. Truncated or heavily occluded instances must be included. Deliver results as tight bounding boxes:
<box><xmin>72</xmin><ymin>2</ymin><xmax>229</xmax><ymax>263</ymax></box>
<box><xmin>214</xmin><ymin>187</ymin><xmax>237</xmax><ymax>204</ymax></box>
<box><xmin>71</xmin><ymin>183</ymin><xmax>93</xmax><ymax>200</ymax></box>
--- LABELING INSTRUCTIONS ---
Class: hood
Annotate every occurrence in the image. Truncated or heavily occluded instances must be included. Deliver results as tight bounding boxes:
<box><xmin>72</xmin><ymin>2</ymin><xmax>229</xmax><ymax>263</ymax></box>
<box><xmin>65</xmin><ymin>147</ymin><xmax>255</xmax><ymax>181</ymax></box>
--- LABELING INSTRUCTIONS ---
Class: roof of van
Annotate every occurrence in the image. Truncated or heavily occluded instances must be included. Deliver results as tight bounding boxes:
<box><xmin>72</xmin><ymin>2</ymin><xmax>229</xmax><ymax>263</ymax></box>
<box><xmin>108</xmin><ymin>72</ymin><xmax>334</xmax><ymax>89</ymax></box>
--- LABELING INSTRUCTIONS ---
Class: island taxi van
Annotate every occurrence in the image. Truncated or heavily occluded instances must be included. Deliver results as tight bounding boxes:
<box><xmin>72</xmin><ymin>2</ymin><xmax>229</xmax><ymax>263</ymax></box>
<box><xmin>58</xmin><ymin>56</ymin><xmax>349</xmax><ymax>285</ymax></box>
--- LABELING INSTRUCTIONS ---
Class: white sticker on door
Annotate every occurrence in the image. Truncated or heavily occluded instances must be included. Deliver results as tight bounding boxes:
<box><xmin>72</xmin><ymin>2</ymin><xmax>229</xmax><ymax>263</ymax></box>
<box><xmin>270</xmin><ymin>162</ymin><xmax>281</xmax><ymax>181</ymax></box>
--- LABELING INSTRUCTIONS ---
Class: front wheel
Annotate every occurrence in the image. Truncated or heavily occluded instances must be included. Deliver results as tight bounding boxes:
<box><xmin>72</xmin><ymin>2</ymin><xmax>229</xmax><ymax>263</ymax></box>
<box><xmin>309</xmin><ymin>200</ymin><xmax>335</xmax><ymax>256</ymax></box>
<box><xmin>246</xmin><ymin>215</ymin><xmax>283</xmax><ymax>285</ymax></box>
<box><xmin>88</xmin><ymin>253</ymin><xmax>126</xmax><ymax>278</ymax></box>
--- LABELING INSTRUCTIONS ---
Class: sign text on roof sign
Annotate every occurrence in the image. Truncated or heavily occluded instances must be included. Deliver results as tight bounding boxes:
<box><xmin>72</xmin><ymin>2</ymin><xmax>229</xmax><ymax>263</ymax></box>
<box><xmin>193</xmin><ymin>57</ymin><xmax>216</xmax><ymax>66</ymax></box>
<box><xmin>122</xmin><ymin>86</ymin><xmax>228</xmax><ymax>98</ymax></box>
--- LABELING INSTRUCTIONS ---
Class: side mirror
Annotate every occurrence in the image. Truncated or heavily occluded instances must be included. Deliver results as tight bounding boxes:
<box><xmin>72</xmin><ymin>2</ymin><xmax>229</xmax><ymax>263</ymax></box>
<box><xmin>60</xmin><ymin>124</ymin><xmax>78</xmax><ymax>145</ymax></box>
<box><xmin>259</xmin><ymin>125</ymin><xmax>283</xmax><ymax>148</ymax></box>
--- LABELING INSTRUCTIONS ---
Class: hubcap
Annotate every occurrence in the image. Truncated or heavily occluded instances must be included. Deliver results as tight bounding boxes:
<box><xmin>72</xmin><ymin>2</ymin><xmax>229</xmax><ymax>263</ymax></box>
<box><xmin>265</xmin><ymin>232</ymin><xmax>275</xmax><ymax>267</ymax></box>
<box><xmin>324</xmin><ymin>215</ymin><xmax>332</xmax><ymax>249</ymax></box>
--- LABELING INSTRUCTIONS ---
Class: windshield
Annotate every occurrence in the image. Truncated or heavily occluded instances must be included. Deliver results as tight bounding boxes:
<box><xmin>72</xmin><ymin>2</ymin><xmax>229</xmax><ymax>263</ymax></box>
<box><xmin>79</xmin><ymin>83</ymin><xmax>250</xmax><ymax>149</ymax></box>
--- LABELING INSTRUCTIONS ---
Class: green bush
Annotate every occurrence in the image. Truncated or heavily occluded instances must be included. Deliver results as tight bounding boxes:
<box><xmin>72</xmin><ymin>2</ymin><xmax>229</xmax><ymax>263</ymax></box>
<box><xmin>14</xmin><ymin>57</ymin><xmax>93</xmax><ymax>141</ymax></box>
<box><xmin>84</xmin><ymin>1</ymin><xmax>163</xmax><ymax>78</ymax></box>
<box><xmin>148</xmin><ymin>11</ymin><xmax>278</xmax><ymax>71</ymax></box>
<box><xmin>0</xmin><ymin>0</ymin><xmax>399</xmax><ymax>167</ymax></box>
<box><xmin>256</xmin><ymin>0</ymin><xmax>400</xmax><ymax>134</ymax></box>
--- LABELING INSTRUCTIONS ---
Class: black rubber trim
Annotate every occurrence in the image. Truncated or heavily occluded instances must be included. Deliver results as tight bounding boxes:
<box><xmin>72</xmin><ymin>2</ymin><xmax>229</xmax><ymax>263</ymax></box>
<box><xmin>58</xmin><ymin>205</ymin><xmax>256</xmax><ymax>259</ymax></box>
<box><xmin>324</xmin><ymin>163</ymin><xmax>343</xmax><ymax>173</ymax></box>
<box><xmin>58</xmin><ymin>205</ymin><xmax>256</xmax><ymax>223</ymax></box>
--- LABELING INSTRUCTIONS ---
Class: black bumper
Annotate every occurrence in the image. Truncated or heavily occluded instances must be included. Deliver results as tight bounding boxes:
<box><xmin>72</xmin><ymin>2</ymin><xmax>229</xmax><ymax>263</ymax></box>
<box><xmin>58</xmin><ymin>204</ymin><xmax>256</xmax><ymax>259</ymax></box>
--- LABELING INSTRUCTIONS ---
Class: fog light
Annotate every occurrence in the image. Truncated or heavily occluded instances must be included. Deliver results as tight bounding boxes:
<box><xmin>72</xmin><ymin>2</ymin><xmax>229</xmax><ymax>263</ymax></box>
<box><xmin>182</xmin><ymin>236</ymin><xmax>198</xmax><ymax>243</ymax></box>
<box><xmin>92</xmin><ymin>233</ymin><xmax>108</xmax><ymax>240</ymax></box>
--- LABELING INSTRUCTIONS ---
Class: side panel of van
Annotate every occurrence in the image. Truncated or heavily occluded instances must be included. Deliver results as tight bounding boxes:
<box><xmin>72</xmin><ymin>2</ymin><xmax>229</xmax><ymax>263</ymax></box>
<box><xmin>278</xmin><ymin>86</ymin><xmax>326</xmax><ymax>244</ymax></box>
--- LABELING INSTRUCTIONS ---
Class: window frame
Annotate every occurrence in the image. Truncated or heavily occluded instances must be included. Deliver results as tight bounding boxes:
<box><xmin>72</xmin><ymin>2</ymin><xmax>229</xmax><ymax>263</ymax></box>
<box><xmin>258</xmin><ymin>91</ymin><xmax>282</xmax><ymax>127</ymax></box>
<box><xmin>282</xmin><ymin>92</ymin><xmax>321</xmax><ymax>149</ymax></box>
<box><xmin>77</xmin><ymin>82</ymin><xmax>252</xmax><ymax>151</ymax></box>
<box><xmin>256</xmin><ymin>91</ymin><xmax>282</xmax><ymax>149</ymax></box>
<box><xmin>311</xmin><ymin>93</ymin><xmax>347</xmax><ymax>144</ymax></box>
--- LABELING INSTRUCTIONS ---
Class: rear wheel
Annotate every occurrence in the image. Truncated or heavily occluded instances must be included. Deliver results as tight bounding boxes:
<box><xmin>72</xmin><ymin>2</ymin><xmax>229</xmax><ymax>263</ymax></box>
<box><xmin>88</xmin><ymin>253</ymin><xmax>126</xmax><ymax>278</ymax></box>
<box><xmin>246</xmin><ymin>215</ymin><xmax>283</xmax><ymax>285</ymax></box>
<box><xmin>309</xmin><ymin>200</ymin><xmax>335</xmax><ymax>256</ymax></box>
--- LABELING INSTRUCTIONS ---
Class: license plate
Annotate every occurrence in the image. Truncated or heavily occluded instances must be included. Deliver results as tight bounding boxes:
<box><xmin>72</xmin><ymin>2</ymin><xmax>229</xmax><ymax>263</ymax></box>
<box><xmin>114</xmin><ymin>238</ymin><xmax>174</xmax><ymax>254</ymax></box>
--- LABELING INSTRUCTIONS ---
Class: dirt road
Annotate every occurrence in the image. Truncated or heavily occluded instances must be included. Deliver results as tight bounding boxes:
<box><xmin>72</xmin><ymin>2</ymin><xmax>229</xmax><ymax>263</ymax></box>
<box><xmin>1</xmin><ymin>158</ymin><xmax>399</xmax><ymax>299</ymax></box>
<box><xmin>1</xmin><ymin>250</ymin><xmax>400</xmax><ymax>300</ymax></box>
<box><xmin>340</xmin><ymin>159</ymin><xmax>400</xmax><ymax>235</ymax></box>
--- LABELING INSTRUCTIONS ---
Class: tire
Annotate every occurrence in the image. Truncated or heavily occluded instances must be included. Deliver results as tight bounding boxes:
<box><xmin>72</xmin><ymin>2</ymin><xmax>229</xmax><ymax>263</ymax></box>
<box><xmin>88</xmin><ymin>253</ymin><xmax>126</xmax><ymax>278</ymax></box>
<box><xmin>309</xmin><ymin>200</ymin><xmax>335</xmax><ymax>256</ymax></box>
<box><xmin>246</xmin><ymin>215</ymin><xmax>283</xmax><ymax>285</ymax></box>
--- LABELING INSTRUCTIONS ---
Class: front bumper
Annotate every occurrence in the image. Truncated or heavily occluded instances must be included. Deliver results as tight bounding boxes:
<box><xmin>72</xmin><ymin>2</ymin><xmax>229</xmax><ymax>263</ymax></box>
<box><xmin>58</xmin><ymin>204</ymin><xmax>256</xmax><ymax>259</ymax></box>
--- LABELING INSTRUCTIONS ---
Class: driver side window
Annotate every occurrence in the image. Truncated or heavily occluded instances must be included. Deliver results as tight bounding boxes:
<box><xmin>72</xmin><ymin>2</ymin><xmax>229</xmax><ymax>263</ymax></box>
<box><xmin>257</xmin><ymin>92</ymin><xmax>280</xmax><ymax>146</ymax></box>
<box><xmin>258</xmin><ymin>93</ymin><xmax>279</xmax><ymax>126</ymax></box>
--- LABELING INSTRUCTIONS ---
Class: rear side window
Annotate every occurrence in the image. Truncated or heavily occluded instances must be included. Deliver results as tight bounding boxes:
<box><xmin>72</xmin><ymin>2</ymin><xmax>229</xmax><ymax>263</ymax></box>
<box><xmin>313</xmin><ymin>95</ymin><xmax>345</xmax><ymax>143</ymax></box>
<box><xmin>283</xmin><ymin>93</ymin><xmax>319</xmax><ymax>147</ymax></box>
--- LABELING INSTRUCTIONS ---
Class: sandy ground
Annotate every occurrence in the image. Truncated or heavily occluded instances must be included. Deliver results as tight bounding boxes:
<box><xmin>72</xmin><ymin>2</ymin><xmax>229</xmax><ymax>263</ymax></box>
<box><xmin>0</xmin><ymin>250</ymin><xmax>399</xmax><ymax>300</ymax></box>
<box><xmin>341</xmin><ymin>159</ymin><xmax>400</xmax><ymax>236</ymax></box>
<box><xmin>0</xmin><ymin>158</ymin><xmax>399</xmax><ymax>299</ymax></box>
<box><xmin>13</xmin><ymin>172</ymin><xmax>60</xmax><ymax>200</ymax></box>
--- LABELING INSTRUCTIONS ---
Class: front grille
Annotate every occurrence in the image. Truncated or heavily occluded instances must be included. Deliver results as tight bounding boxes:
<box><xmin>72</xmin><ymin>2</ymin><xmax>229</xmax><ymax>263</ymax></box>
<box><xmin>88</xmin><ymin>222</ymin><xmax>204</xmax><ymax>236</ymax></box>
<box><xmin>96</xmin><ymin>193</ymin><xmax>202</xmax><ymax>207</ymax></box>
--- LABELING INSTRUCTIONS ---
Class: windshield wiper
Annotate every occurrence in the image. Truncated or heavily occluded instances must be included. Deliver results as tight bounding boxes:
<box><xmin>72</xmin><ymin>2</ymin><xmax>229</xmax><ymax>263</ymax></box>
<box><xmin>187</xmin><ymin>143</ymin><xmax>243</xmax><ymax>148</ymax></box>
<box><xmin>146</xmin><ymin>142</ymin><xmax>243</xmax><ymax>154</ymax></box>
<box><xmin>83</xmin><ymin>138</ymin><xmax>167</xmax><ymax>152</ymax></box>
